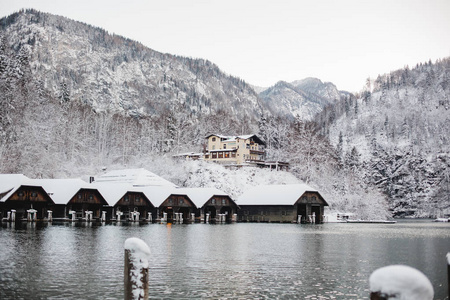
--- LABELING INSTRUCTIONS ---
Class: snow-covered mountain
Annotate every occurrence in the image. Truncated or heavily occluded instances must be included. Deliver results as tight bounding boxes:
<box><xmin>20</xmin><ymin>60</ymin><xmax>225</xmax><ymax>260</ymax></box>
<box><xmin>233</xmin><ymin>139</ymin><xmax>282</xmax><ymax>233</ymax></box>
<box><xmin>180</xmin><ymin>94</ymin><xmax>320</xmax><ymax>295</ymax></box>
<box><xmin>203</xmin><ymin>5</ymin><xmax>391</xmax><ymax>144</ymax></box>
<box><xmin>0</xmin><ymin>9</ymin><xmax>262</xmax><ymax>120</ymax></box>
<box><xmin>325</xmin><ymin>59</ymin><xmax>450</xmax><ymax>217</ymax></box>
<box><xmin>259</xmin><ymin>78</ymin><xmax>347</xmax><ymax>120</ymax></box>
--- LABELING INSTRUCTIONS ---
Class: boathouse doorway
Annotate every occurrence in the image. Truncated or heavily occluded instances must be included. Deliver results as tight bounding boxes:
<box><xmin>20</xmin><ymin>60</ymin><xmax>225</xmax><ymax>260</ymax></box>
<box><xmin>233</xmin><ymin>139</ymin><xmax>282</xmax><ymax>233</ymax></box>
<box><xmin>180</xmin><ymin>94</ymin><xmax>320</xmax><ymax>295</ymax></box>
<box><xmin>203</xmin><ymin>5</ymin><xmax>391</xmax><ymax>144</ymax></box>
<box><xmin>204</xmin><ymin>206</ymin><xmax>216</xmax><ymax>222</ymax></box>
<box><xmin>311</xmin><ymin>205</ymin><xmax>321</xmax><ymax>223</ymax></box>
<box><xmin>297</xmin><ymin>204</ymin><xmax>307</xmax><ymax>223</ymax></box>
<box><xmin>220</xmin><ymin>206</ymin><xmax>232</xmax><ymax>222</ymax></box>
<box><xmin>163</xmin><ymin>207</ymin><xmax>174</xmax><ymax>223</ymax></box>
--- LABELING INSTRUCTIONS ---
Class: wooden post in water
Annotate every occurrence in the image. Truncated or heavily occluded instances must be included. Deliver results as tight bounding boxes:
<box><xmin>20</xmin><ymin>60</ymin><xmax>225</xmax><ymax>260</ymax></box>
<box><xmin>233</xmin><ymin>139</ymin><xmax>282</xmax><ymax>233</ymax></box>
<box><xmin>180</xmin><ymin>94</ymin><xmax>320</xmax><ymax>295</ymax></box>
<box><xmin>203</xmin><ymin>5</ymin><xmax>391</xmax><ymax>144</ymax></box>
<box><xmin>124</xmin><ymin>237</ymin><xmax>150</xmax><ymax>300</ymax></box>
<box><xmin>447</xmin><ymin>252</ymin><xmax>450</xmax><ymax>299</ymax></box>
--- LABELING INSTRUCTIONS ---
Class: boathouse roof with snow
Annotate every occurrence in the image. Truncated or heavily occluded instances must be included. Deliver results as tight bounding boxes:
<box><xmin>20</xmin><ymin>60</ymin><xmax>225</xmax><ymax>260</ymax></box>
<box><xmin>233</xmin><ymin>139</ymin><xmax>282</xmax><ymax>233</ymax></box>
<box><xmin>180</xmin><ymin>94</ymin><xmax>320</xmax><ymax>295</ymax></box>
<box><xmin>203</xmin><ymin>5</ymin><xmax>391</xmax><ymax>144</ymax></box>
<box><xmin>237</xmin><ymin>184</ymin><xmax>328</xmax><ymax>223</ymax></box>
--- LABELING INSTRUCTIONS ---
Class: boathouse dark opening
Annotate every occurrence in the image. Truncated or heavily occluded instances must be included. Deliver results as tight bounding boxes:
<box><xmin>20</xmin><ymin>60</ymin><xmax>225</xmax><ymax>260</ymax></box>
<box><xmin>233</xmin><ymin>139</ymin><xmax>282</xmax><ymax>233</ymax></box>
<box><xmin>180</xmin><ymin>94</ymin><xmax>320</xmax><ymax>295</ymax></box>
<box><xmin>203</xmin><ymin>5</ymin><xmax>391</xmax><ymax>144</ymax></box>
<box><xmin>311</xmin><ymin>205</ymin><xmax>321</xmax><ymax>223</ymax></box>
<box><xmin>162</xmin><ymin>207</ymin><xmax>174</xmax><ymax>223</ymax></box>
<box><xmin>220</xmin><ymin>206</ymin><xmax>233</xmax><ymax>222</ymax></box>
<box><xmin>204</xmin><ymin>206</ymin><xmax>216</xmax><ymax>222</ymax></box>
<box><xmin>297</xmin><ymin>204</ymin><xmax>307</xmax><ymax>223</ymax></box>
<box><xmin>179</xmin><ymin>207</ymin><xmax>191</xmax><ymax>223</ymax></box>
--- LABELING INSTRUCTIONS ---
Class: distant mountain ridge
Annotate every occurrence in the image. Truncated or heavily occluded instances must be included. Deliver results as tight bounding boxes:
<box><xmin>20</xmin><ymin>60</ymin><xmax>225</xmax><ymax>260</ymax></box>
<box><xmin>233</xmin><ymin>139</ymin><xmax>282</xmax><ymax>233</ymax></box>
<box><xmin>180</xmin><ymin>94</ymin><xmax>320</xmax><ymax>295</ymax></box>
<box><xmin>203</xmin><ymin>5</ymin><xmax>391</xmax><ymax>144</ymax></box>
<box><xmin>259</xmin><ymin>78</ymin><xmax>347</xmax><ymax>120</ymax></box>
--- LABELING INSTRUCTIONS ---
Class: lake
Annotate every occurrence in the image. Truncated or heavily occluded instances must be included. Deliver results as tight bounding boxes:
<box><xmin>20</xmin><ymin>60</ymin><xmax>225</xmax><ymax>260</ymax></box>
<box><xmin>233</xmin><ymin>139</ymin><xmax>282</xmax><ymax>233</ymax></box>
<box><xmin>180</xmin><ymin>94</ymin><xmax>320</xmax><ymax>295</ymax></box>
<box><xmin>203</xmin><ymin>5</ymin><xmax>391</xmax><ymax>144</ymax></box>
<box><xmin>0</xmin><ymin>220</ymin><xmax>448</xmax><ymax>299</ymax></box>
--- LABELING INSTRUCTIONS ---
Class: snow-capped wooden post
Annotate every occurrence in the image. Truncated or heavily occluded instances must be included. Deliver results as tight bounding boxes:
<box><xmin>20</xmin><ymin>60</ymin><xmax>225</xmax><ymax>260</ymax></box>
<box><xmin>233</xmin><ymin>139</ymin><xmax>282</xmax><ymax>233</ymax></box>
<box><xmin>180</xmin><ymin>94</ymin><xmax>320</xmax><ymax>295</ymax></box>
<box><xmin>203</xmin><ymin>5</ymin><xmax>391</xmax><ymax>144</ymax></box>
<box><xmin>124</xmin><ymin>237</ymin><xmax>150</xmax><ymax>300</ymax></box>
<box><xmin>369</xmin><ymin>265</ymin><xmax>434</xmax><ymax>300</ymax></box>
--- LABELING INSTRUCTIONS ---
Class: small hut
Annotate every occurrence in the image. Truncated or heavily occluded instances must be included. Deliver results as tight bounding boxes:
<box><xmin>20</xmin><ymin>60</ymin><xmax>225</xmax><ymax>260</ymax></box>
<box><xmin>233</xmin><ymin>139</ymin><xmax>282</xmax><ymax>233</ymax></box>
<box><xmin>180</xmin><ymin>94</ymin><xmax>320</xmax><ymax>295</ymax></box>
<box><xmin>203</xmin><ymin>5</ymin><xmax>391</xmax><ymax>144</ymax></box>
<box><xmin>237</xmin><ymin>184</ymin><xmax>328</xmax><ymax>223</ymax></box>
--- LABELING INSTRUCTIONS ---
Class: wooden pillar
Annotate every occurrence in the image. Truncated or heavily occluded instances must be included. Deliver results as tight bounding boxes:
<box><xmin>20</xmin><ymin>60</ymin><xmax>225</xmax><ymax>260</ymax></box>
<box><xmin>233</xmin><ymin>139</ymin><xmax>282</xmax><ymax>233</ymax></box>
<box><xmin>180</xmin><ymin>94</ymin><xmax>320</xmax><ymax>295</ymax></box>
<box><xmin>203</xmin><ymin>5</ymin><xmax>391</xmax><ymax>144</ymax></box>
<box><xmin>124</xmin><ymin>238</ymin><xmax>150</xmax><ymax>300</ymax></box>
<box><xmin>447</xmin><ymin>252</ymin><xmax>450</xmax><ymax>299</ymax></box>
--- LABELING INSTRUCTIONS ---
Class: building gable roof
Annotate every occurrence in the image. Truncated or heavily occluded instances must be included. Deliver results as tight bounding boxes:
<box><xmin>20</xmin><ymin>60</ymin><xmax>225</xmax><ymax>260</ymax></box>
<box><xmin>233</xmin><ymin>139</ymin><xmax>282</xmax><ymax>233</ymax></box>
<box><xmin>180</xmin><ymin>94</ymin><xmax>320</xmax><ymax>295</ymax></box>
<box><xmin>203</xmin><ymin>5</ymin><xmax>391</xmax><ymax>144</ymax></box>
<box><xmin>237</xmin><ymin>184</ymin><xmax>327</xmax><ymax>206</ymax></box>
<box><xmin>173</xmin><ymin>187</ymin><xmax>231</xmax><ymax>208</ymax></box>
<box><xmin>31</xmin><ymin>178</ymin><xmax>89</xmax><ymax>205</ymax></box>
<box><xmin>0</xmin><ymin>174</ymin><xmax>31</xmax><ymax>202</ymax></box>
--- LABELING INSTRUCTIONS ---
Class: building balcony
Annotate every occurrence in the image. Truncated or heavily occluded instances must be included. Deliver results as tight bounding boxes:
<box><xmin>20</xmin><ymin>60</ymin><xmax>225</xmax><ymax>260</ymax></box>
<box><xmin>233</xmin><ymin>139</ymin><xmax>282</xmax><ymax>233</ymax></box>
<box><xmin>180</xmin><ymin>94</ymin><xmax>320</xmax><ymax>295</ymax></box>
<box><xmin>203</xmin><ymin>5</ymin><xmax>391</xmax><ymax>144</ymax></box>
<box><xmin>249</xmin><ymin>150</ymin><xmax>265</xmax><ymax>155</ymax></box>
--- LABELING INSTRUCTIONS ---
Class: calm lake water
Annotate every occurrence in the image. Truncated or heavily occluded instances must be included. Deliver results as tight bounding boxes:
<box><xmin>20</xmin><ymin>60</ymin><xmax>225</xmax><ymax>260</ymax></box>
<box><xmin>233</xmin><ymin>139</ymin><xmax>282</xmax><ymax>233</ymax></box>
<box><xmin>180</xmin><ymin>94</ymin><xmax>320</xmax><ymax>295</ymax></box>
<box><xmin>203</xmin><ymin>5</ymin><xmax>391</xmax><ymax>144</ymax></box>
<box><xmin>0</xmin><ymin>220</ymin><xmax>448</xmax><ymax>300</ymax></box>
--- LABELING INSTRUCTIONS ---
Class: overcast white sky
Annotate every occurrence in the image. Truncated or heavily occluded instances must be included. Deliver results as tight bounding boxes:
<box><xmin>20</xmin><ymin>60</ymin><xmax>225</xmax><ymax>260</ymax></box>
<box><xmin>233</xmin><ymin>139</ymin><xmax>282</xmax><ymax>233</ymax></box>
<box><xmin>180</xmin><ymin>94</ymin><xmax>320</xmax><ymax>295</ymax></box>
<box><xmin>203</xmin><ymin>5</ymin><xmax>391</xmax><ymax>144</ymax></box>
<box><xmin>1</xmin><ymin>0</ymin><xmax>449</xmax><ymax>92</ymax></box>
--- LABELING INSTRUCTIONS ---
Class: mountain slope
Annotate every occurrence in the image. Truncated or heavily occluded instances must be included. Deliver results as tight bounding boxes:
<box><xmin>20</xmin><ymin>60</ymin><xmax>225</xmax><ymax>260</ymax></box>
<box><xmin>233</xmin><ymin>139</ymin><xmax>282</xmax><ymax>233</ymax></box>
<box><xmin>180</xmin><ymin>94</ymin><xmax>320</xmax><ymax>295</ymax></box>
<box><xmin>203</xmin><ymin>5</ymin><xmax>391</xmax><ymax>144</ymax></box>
<box><xmin>0</xmin><ymin>9</ymin><xmax>261</xmax><ymax>120</ymax></box>
<box><xmin>326</xmin><ymin>58</ymin><xmax>450</xmax><ymax>217</ymax></box>
<box><xmin>259</xmin><ymin>78</ymin><xmax>347</xmax><ymax>120</ymax></box>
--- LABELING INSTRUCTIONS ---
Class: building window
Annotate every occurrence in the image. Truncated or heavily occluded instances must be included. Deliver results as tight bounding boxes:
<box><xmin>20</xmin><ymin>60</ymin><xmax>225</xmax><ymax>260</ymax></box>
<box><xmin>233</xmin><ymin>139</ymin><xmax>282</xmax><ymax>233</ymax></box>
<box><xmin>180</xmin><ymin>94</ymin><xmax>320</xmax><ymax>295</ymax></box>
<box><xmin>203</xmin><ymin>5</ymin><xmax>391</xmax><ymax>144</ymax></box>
<box><xmin>179</xmin><ymin>199</ymin><xmax>184</xmax><ymax>204</ymax></box>
<box><xmin>218</xmin><ymin>152</ymin><xmax>223</xmax><ymax>158</ymax></box>
<box><xmin>212</xmin><ymin>153</ymin><xmax>217</xmax><ymax>159</ymax></box>
<box><xmin>224</xmin><ymin>144</ymin><xmax>227</xmax><ymax>149</ymax></box>
<box><xmin>205</xmin><ymin>155</ymin><xmax>209</xmax><ymax>159</ymax></box>
<box><xmin>212</xmin><ymin>137</ymin><xmax>216</xmax><ymax>142</ymax></box>
<box><xmin>224</xmin><ymin>152</ymin><xmax>229</xmax><ymax>158</ymax></box>
<box><xmin>31</xmin><ymin>192</ymin><xmax>37</xmax><ymax>197</ymax></box>
<box><xmin>77</xmin><ymin>193</ymin><xmax>82</xmax><ymax>199</ymax></box>
<box><xmin>135</xmin><ymin>196</ymin><xmax>140</xmax><ymax>202</ymax></box>
<box><xmin>231</xmin><ymin>153</ymin><xmax>236</xmax><ymax>158</ymax></box>
<box><xmin>168</xmin><ymin>199</ymin><xmax>173</xmax><ymax>204</ymax></box>
<box><xmin>89</xmin><ymin>195</ymin><xmax>94</xmax><ymax>200</ymax></box>
<box><xmin>222</xmin><ymin>199</ymin><xmax>226</xmax><ymax>205</ymax></box>
<box><xmin>124</xmin><ymin>196</ymin><xmax>129</xmax><ymax>202</ymax></box>
<box><xmin>18</xmin><ymin>191</ymin><xmax>24</xmax><ymax>197</ymax></box>
<box><xmin>211</xmin><ymin>198</ymin><xmax>216</xmax><ymax>204</ymax></box>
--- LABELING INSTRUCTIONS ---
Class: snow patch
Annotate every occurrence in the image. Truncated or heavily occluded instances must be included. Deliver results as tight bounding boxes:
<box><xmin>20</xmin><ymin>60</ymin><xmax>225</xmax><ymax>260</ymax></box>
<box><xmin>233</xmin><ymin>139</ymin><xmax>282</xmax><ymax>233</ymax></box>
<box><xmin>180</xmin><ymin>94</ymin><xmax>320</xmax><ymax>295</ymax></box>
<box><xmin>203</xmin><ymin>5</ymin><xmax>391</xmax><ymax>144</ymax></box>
<box><xmin>369</xmin><ymin>265</ymin><xmax>434</xmax><ymax>300</ymax></box>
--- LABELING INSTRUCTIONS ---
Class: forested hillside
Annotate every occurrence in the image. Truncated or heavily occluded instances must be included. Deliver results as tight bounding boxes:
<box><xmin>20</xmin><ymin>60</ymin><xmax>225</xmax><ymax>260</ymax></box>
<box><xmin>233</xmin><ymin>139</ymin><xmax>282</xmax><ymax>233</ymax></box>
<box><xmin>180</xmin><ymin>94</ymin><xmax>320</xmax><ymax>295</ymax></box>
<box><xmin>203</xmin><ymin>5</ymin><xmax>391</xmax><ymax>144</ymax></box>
<box><xmin>322</xmin><ymin>58</ymin><xmax>450</xmax><ymax>217</ymax></box>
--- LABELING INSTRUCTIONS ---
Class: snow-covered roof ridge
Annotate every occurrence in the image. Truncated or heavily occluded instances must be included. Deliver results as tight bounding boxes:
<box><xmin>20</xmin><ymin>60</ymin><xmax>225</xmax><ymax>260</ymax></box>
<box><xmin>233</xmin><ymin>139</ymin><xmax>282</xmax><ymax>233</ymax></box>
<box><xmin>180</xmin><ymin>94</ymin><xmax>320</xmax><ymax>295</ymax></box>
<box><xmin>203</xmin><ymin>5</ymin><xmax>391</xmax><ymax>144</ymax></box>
<box><xmin>173</xmin><ymin>187</ymin><xmax>230</xmax><ymax>207</ymax></box>
<box><xmin>237</xmin><ymin>183</ymin><xmax>321</xmax><ymax>205</ymax></box>
<box><xmin>31</xmin><ymin>178</ymin><xmax>90</xmax><ymax>205</ymax></box>
<box><xmin>139</xmin><ymin>186</ymin><xmax>177</xmax><ymax>207</ymax></box>
<box><xmin>94</xmin><ymin>168</ymin><xmax>177</xmax><ymax>187</ymax></box>
<box><xmin>0</xmin><ymin>174</ymin><xmax>32</xmax><ymax>202</ymax></box>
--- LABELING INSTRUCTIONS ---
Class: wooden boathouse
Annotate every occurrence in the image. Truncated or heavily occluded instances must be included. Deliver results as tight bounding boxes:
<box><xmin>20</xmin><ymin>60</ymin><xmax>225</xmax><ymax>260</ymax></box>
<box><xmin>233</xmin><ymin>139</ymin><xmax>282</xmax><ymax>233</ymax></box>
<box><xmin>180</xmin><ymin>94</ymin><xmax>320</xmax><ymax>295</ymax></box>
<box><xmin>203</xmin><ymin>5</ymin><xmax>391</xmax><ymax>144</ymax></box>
<box><xmin>237</xmin><ymin>184</ymin><xmax>328</xmax><ymax>223</ymax></box>
<box><xmin>177</xmin><ymin>188</ymin><xmax>239</xmax><ymax>223</ymax></box>
<box><xmin>0</xmin><ymin>174</ymin><xmax>54</xmax><ymax>221</ymax></box>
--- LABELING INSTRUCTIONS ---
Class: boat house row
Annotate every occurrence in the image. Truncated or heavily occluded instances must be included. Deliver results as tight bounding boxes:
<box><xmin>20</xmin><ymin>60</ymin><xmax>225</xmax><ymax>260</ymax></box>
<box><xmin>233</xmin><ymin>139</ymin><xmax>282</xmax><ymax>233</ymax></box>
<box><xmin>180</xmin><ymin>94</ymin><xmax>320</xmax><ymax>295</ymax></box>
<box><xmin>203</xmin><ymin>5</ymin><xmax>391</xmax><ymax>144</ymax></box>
<box><xmin>0</xmin><ymin>169</ymin><xmax>328</xmax><ymax>224</ymax></box>
<box><xmin>0</xmin><ymin>169</ymin><xmax>238</xmax><ymax>223</ymax></box>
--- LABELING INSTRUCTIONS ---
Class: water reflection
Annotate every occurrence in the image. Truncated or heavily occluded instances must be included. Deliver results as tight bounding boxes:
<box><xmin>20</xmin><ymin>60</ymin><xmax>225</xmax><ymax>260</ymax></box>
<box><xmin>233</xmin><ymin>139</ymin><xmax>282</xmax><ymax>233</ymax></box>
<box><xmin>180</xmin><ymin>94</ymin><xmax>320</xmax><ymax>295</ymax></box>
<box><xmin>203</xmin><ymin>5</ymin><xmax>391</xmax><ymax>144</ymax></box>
<box><xmin>0</xmin><ymin>221</ymin><xmax>448</xmax><ymax>299</ymax></box>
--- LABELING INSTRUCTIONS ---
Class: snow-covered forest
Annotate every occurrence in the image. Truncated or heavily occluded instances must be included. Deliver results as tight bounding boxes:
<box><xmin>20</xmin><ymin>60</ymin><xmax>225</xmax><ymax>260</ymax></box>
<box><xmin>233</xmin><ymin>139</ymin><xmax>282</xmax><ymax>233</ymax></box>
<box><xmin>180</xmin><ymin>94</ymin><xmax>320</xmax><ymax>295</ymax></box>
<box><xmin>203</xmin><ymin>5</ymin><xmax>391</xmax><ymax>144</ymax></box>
<box><xmin>1</xmin><ymin>9</ymin><xmax>448</xmax><ymax>218</ymax></box>
<box><xmin>320</xmin><ymin>59</ymin><xmax>450</xmax><ymax>217</ymax></box>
